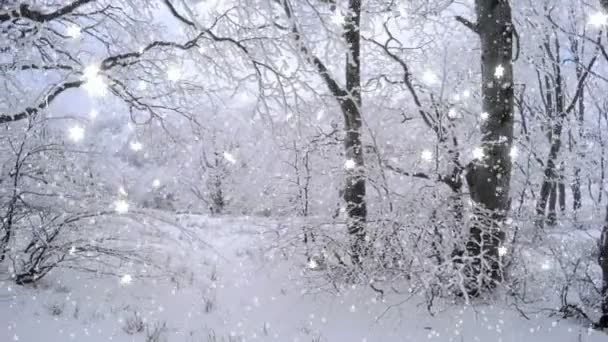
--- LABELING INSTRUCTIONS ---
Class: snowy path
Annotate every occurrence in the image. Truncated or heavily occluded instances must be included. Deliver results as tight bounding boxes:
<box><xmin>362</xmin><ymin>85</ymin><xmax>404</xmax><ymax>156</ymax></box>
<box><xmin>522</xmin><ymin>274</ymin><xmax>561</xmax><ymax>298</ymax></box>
<box><xmin>0</xmin><ymin>215</ymin><xmax>606</xmax><ymax>341</ymax></box>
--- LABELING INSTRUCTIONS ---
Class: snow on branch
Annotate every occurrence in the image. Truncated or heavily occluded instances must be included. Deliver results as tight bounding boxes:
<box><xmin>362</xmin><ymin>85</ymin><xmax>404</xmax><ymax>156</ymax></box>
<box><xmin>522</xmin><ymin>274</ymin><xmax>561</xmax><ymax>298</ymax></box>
<box><xmin>0</xmin><ymin>0</ymin><xmax>95</xmax><ymax>23</ymax></box>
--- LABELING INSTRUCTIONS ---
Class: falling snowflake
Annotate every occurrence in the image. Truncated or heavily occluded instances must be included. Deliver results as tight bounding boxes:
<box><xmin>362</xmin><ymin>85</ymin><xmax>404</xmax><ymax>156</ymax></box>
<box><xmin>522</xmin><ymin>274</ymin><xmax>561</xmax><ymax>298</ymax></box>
<box><xmin>330</xmin><ymin>12</ymin><xmax>344</xmax><ymax>26</ymax></box>
<box><xmin>114</xmin><ymin>199</ymin><xmax>129</xmax><ymax>214</ymax></box>
<box><xmin>448</xmin><ymin>108</ymin><xmax>460</xmax><ymax>119</ymax></box>
<box><xmin>68</xmin><ymin>125</ymin><xmax>85</xmax><ymax>142</ymax></box>
<box><xmin>472</xmin><ymin>147</ymin><xmax>484</xmax><ymax>159</ymax></box>
<box><xmin>420</xmin><ymin>150</ymin><xmax>433</xmax><ymax>162</ymax></box>
<box><xmin>223</xmin><ymin>151</ymin><xmax>237</xmax><ymax>164</ymax></box>
<box><xmin>589</xmin><ymin>12</ymin><xmax>608</xmax><ymax>27</ymax></box>
<box><xmin>509</xmin><ymin>146</ymin><xmax>519</xmax><ymax>158</ymax></box>
<box><xmin>494</xmin><ymin>64</ymin><xmax>505</xmax><ymax>79</ymax></box>
<box><xmin>66</xmin><ymin>24</ymin><xmax>81</xmax><ymax>38</ymax></box>
<box><xmin>82</xmin><ymin>64</ymin><xmax>107</xmax><ymax>97</ymax></box>
<box><xmin>167</xmin><ymin>66</ymin><xmax>182</xmax><ymax>82</ymax></box>
<box><xmin>344</xmin><ymin>159</ymin><xmax>356</xmax><ymax>169</ymax></box>
<box><xmin>120</xmin><ymin>274</ymin><xmax>133</xmax><ymax>285</ymax></box>
<box><xmin>130</xmin><ymin>141</ymin><xmax>143</xmax><ymax>152</ymax></box>
<box><xmin>422</xmin><ymin>70</ymin><xmax>439</xmax><ymax>85</ymax></box>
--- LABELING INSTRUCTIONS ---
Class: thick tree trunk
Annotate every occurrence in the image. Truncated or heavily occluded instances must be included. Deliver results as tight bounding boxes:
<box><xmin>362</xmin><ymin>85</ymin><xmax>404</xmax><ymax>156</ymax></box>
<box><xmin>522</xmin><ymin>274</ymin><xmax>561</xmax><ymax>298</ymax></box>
<box><xmin>342</xmin><ymin>0</ymin><xmax>367</xmax><ymax>263</ymax></box>
<box><xmin>599</xmin><ymin>209</ymin><xmax>608</xmax><ymax>328</ymax></box>
<box><xmin>463</xmin><ymin>0</ymin><xmax>514</xmax><ymax>292</ymax></box>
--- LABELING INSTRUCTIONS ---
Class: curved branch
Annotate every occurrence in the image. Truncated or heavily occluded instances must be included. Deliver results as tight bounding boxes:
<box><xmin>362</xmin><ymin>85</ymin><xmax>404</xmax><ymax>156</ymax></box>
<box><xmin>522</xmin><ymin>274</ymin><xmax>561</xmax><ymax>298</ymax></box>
<box><xmin>274</xmin><ymin>0</ymin><xmax>346</xmax><ymax>98</ymax></box>
<box><xmin>0</xmin><ymin>1</ymin><xmax>95</xmax><ymax>23</ymax></box>
<box><xmin>0</xmin><ymin>80</ymin><xmax>83</xmax><ymax>124</ymax></box>
<box><xmin>162</xmin><ymin>0</ymin><xmax>196</xmax><ymax>27</ymax></box>
<box><xmin>1</xmin><ymin>22</ymin><xmax>250</xmax><ymax>124</ymax></box>
<box><xmin>365</xmin><ymin>22</ymin><xmax>440</xmax><ymax>135</ymax></box>
<box><xmin>383</xmin><ymin>161</ymin><xmax>460</xmax><ymax>191</ymax></box>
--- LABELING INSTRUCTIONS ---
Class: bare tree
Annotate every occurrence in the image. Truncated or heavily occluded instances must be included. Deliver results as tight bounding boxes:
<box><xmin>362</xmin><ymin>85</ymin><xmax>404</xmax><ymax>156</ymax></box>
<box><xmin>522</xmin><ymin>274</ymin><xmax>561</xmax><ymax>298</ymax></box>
<box><xmin>276</xmin><ymin>0</ymin><xmax>367</xmax><ymax>263</ymax></box>
<box><xmin>533</xmin><ymin>10</ymin><xmax>598</xmax><ymax>228</ymax></box>
<box><xmin>457</xmin><ymin>0</ymin><xmax>515</xmax><ymax>292</ymax></box>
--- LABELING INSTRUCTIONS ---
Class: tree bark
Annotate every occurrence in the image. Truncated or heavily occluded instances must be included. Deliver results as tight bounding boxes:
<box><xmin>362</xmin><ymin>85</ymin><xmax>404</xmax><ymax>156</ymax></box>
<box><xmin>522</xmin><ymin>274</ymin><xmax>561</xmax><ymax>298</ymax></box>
<box><xmin>571</xmin><ymin>38</ymin><xmax>585</xmax><ymax>213</ymax></box>
<box><xmin>278</xmin><ymin>0</ymin><xmax>367</xmax><ymax>263</ymax></box>
<box><xmin>548</xmin><ymin>183</ymin><xmax>557</xmax><ymax>225</ymax></box>
<box><xmin>599</xmin><ymin>208</ymin><xmax>608</xmax><ymax>328</ymax></box>
<box><xmin>462</xmin><ymin>0</ymin><xmax>514</xmax><ymax>292</ymax></box>
<box><xmin>341</xmin><ymin>0</ymin><xmax>367</xmax><ymax>263</ymax></box>
<box><xmin>536</xmin><ymin>33</ymin><xmax>566</xmax><ymax>228</ymax></box>
<box><xmin>558</xmin><ymin>169</ymin><xmax>566</xmax><ymax>213</ymax></box>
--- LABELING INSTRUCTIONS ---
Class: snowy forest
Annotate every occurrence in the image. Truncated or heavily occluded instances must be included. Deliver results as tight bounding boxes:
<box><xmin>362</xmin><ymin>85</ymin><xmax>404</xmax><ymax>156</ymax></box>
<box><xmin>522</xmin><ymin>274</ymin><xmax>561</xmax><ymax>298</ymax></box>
<box><xmin>2</xmin><ymin>0</ymin><xmax>608</xmax><ymax>341</ymax></box>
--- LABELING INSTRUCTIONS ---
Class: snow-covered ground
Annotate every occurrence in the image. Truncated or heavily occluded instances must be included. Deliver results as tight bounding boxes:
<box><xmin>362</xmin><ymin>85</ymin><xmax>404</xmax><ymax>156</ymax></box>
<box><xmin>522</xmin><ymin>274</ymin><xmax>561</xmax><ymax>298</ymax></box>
<box><xmin>0</xmin><ymin>215</ymin><xmax>606</xmax><ymax>342</ymax></box>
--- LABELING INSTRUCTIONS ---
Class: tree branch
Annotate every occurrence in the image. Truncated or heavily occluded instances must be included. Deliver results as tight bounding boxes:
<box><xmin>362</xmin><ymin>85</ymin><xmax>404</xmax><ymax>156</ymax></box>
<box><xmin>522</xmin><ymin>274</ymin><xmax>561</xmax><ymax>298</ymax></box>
<box><xmin>274</xmin><ymin>0</ymin><xmax>346</xmax><ymax>99</ymax></box>
<box><xmin>162</xmin><ymin>0</ymin><xmax>196</xmax><ymax>27</ymax></box>
<box><xmin>0</xmin><ymin>0</ymin><xmax>95</xmax><ymax>23</ymax></box>
<box><xmin>365</xmin><ymin>22</ymin><xmax>441</xmax><ymax>135</ymax></box>
<box><xmin>383</xmin><ymin>161</ymin><xmax>460</xmax><ymax>191</ymax></box>
<box><xmin>0</xmin><ymin>81</ymin><xmax>83</xmax><ymax>124</ymax></box>
<box><xmin>455</xmin><ymin>16</ymin><xmax>479</xmax><ymax>34</ymax></box>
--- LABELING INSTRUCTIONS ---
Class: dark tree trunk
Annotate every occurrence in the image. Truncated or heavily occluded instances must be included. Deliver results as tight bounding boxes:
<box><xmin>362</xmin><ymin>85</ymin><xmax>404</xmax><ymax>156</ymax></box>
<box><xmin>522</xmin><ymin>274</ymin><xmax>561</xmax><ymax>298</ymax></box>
<box><xmin>536</xmin><ymin>33</ymin><xmax>565</xmax><ymax>229</ymax></box>
<box><xmin>461</xmin><ymin>0</ymin><xmax>514</xmax><ymax>292</ymax></box>
<box><xmin>599</xmin><ymin>208</ymin><xmax>608</xmax><ymax>328</ymax></box>
<box><xmin>341</xmin><ymin>0</ymin><xmax>367</xmax><ymax>263</ymax></box>
<box><xmin>558</xmin><ymin>171</ymin><xmax>566</xmax><ymax>213</ymax></box>
<box><xmin>278</xmin><ymin>0</ymin><xmax>367</xmax><ymax>263</ymax></box>
<box><xmin>548</xmin><ymin>183</ymin><xmax>557</xmax><ymax>226</ymax></box>
<box><xmin>571</xmin><ymin>37</ymin><xmax>585</xmax><ymax>213</ymax></box>
<box><xmin>536</xmin><ymin>159</ymin><xmax>557</xmax><ymax>227</ymax></box>
<box><xmin>573</xmin><ymin>166</ymin><xmax>582</xmax><ymax>212</ymax></box>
